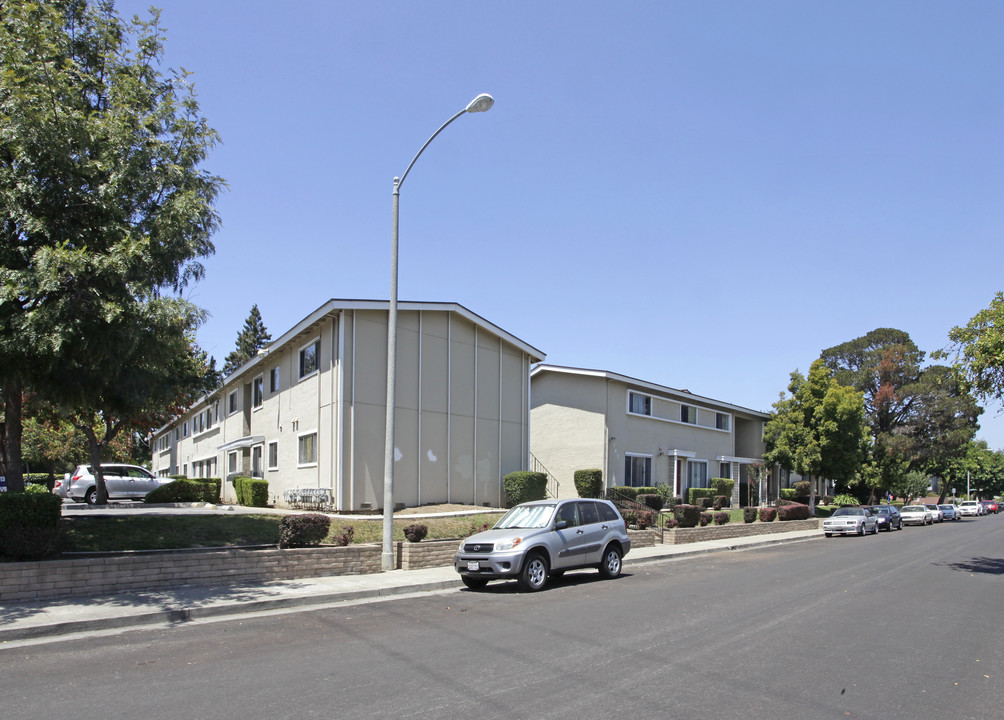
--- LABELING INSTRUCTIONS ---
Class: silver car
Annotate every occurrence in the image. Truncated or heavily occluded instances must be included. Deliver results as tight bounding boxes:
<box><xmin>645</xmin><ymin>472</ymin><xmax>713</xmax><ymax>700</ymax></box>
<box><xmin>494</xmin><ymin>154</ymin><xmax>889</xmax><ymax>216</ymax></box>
<box><xmin>454</xmin><ymin>499</ymin><xmax>631</xmax><ymax>592</ymax></box>
<box><xmin>822</xmin><ymin>506</ymin><xmax>879</xmax><ymax>536</ymax></box>
<box><xmin>65</xmin><ymin>464</ymin><xmax>167</xmax><ymax>504</ymax></box>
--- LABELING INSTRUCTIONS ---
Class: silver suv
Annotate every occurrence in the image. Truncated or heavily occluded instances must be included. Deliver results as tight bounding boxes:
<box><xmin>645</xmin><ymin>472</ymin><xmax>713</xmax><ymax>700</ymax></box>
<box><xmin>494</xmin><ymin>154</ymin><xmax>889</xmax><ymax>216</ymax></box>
<box><xmin>65</xmin><ymin>464</ymin><xmax>167</xmax><ymax>504</ymax></box>
<box><xmin>454</xmin><ymin>498</ymin><xmax>631</xmax><ymax>591</ymax></box>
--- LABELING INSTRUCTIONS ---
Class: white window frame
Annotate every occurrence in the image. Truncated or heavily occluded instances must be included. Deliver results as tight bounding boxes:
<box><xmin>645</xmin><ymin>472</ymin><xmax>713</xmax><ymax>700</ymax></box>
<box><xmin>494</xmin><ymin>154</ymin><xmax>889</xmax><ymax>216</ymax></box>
<box><xmin>716</xmin><ymin>412</ymin><xmax>730</xmax><ymax>431</ymax></box>
<box><xmin>267</xmin><ymin>441</ymin><xmax>279</xmax><ymax>471</ymax></box>
<box><xmin>627</xmin><ymin>391</ymin><xmax>652</xmax><ymax>417</ymax></box>
<box><xmin>228</xmin><ymin>389</ymin><xmax>239</xmax><ymax>416</ymax></box>
<box><xmin>297</xmin><ymin>430</ymin><xmax>318</xmax><ymax>467</ymax></box>
<box><xmin>251</xmin><ymin>443</ymin><xmax>264</xmax><ymax>478</ymax></box>
<box><xmin>624</xmin><ymin>453</ymin><xmax>653</xmax><ymax>488</ymax></box>
<box><xmin>252</xmin><ymin>374</ymin><xmax>264</xmax><ymax>409</ymax></box>
<box><xmin>227</xmin><ymin>451</ymin><xmax>238</xmax><ymax>475</ymax></box>
<box><xmin>270</xmin><ymin>367</ymin><xmax>280</xmax><ymax>394</ymax></box>
<box><xmin>688</xmin><ymin>460</ymin><xmax>708</xmax><ymax>489</ymax></box>
<box><xmin>298</xmin><ymin>337</ymin><xmax>321</xmax><ymax>380</ymax></box>
<box><xmin>681</xmin><ymin>404</ymin><xmax>697</xmax><ymax>425</ymax></box>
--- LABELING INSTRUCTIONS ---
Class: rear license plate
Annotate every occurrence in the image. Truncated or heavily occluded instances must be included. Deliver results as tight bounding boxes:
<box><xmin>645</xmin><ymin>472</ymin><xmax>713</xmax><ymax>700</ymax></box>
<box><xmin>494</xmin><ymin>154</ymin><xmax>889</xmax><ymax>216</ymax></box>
<box><xmin>467</xmin><ymin>561</ymin><xmax>480</xmax><ymax>571</ymax></box>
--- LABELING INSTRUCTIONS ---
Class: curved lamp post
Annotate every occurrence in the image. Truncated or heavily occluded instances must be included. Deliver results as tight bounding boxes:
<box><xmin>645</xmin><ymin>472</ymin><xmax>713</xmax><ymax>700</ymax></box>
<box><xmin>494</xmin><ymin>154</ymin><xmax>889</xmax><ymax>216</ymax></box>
<box><xmin>382</xmin><ymin>93</ymin><xmax>494</xmax><ymax>570</ymax></box>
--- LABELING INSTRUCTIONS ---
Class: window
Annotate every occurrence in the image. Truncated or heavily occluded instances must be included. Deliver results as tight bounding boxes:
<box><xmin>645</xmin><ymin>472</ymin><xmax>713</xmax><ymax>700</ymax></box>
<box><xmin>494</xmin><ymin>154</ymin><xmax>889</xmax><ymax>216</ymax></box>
<box><xmin>716</xmin><ymin>412</ymin><xmax>730</xmax><ymax>431</ymax></box>
<box><xmin>268</xmin><ymin>441</ymin><xmax>278</xmax><ymax>471</ymax></box>
<box><xmin>299</xmin><ymin>338</ymin><xmax>320</xmax><ymax>379</ymax></box>
<box><xmin>182</xmin><ymin>421</ymin><xmax>189</xmax><ymax>438</ymax></box>
<box><xmin>270</xmin><ymin>367</ymin><xmax>280</xmax><ymax>393</ymax></box>
<box><xmin>688</xmin><ymin>461</ymin><xmax>708</xmax><ymax>489</ymax></box>
<box><xmin>228</xmin><ymin>389</ymin><xmax>239</xmax><ymax>415</ymax></box>
<box><xmin>251</xmin><ymin>444</ymin><xmax>263</xmax><ymax>478</ymax></box>
<box><xmin>252</xmin><ymin>375</ymin><xmax>264</xmax><ymax>409</ymax></box>
<box><xmin>681</xmin><ymin>405</ymin><xmax>697</xmax><ymax>424</ymax></box>
<box><xmin>624</xmin><ymin>454</ymin><xmax>652</xmax><ymax>487</ymax></box>
<box><xmin>720</xmin><ymin>462</ymin><xmax>731</xmax><ymax>479</ymax></box>
<box><xmin>628</xmin><ymin>392</ymin><xmax>651</xmax><ymax>416</ymax></box>
<box><xmin>228</xmin><ymin>451</ymin><xmax>238</xmax><ymax>474</ymax></box>
<box><xmin>298</xmin><ymin>432</ymin><xmax>318</xmax><ymax>466</ymax></box>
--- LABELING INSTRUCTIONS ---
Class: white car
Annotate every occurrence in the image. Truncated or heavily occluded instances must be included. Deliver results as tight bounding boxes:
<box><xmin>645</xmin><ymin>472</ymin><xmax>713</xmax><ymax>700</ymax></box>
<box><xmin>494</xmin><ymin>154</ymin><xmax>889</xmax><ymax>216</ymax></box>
<box><xmin>924</xmin><ymin>504</ymin><xmax>944</xmax><ymax>523</ymax></box>
<box><xmin>65</xmin><ymin>464</ymin><xmax>169</xmax><ymax>504</ymax></box>
<box><xmin>823</xmin><ymin>507</ymin><xmax>879</xmax><ymax>537</ymax></box>
<box><xmin>958</xmin><ymin>500</ymin><xmax>982</xmax><ymax>517</ymax></box>
<box><xmin>900</xmin><ymin>505</ymin><xmax>932</xmax><ymax>526</ymax></box>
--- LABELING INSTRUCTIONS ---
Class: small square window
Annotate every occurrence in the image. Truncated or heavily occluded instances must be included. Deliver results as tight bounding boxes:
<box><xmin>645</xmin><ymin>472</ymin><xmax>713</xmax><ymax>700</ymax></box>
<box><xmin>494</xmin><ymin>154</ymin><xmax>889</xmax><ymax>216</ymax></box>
<box><xmin>299</xmin><ymin>339</ymin><xmax>320</xmax><ymax>379</ymax></box>
<box><xmin>628</xmin><ymin>392</ymin><xmax>651</xmax><ymax>416</ymax></box>
<box><xmin>298</xmin><ymin>432</ymin><xmax>317</xmax><ymax>466</ymax></box>
<box><xmin>681</xmin><ymin>405</ymin><xmax>697</xmax><ymax>424</ymax></box>
<box><xmin>716</xmin><ymin>412</ymin><xmax>730</xmax><ymax>431</ymax></box>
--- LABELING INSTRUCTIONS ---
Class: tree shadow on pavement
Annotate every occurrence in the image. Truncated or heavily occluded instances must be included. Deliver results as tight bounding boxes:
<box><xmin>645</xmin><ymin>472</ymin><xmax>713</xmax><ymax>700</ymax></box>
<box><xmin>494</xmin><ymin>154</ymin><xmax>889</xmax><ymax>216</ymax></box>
<box><xmin>935</xmin><ymin>556</ymin><xmax>1004</xmax><ymax>575</ymax></box>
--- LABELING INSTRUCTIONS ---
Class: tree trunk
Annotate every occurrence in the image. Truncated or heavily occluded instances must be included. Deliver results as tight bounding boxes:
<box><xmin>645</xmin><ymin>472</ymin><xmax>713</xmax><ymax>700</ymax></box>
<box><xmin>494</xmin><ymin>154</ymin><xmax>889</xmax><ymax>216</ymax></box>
<box><xmin>808</xmin><ymin>474</ymin><xmax>817</xmax><ymax>515</ymax></box>
<box><xmin>3</xmin><ymin>381</ymin><xmax>24</xmax><ymax>492</ymax></box>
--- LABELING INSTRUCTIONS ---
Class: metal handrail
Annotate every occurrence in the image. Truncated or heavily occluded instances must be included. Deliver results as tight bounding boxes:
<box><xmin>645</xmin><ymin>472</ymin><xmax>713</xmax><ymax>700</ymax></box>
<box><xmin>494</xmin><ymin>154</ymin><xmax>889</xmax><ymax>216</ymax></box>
<box><xmin>529</xmin><ymin>453</ymin><xmax>560</xmax><ymax>499</ymax></box>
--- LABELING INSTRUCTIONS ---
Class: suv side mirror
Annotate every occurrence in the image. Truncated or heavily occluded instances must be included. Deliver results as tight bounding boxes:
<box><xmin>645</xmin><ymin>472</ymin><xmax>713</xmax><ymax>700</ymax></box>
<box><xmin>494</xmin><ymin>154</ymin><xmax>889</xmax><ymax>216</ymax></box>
<box><xmin>554</xmin><ymin>520</ymin><xmax>568</xmax><ymax>530</ymax></box>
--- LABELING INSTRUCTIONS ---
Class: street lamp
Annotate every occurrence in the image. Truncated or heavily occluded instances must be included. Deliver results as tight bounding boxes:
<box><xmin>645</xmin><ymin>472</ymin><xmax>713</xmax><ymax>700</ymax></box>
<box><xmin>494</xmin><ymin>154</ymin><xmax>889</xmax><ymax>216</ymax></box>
<box><xmin>382</xmin><ymin>93</ymin><xmax>494</xmax><ymax>571</ymax></box>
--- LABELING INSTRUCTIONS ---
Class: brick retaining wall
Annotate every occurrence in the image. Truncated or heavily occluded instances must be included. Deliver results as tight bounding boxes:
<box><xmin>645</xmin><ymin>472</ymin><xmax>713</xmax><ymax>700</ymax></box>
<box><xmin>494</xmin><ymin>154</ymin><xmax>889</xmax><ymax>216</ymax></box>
<box><xmin>663</xmin><ymin>518</ymin><xmax>819</xmax><ymax>544</ymax></box>
<box><xmin>0</xmin><ymin>545</ymin><xmax>382</xmax><ymax>603</ymax></box>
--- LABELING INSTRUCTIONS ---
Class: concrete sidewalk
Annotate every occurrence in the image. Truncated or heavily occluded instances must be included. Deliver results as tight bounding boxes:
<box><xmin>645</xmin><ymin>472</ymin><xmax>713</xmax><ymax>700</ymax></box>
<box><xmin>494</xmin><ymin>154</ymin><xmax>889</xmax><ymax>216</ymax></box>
<box><xmin>0</xmin><ymin>529</ymin><xmax>821</xmax><ymax>644</ymax></box>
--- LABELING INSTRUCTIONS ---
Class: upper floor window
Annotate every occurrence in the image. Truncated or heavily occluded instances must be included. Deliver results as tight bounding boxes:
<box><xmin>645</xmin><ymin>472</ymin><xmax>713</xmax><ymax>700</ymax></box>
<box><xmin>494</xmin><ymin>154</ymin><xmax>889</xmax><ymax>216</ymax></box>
<box><xmin>716</xmin><ymin>412</ymin><xmax>730</xmax><ymax>431</ymax></box>
<box><xmin>228</xmin><ymin>389</ymin><xmax>239</xmax><ymax>415</ymax></box>
<box><xmin>252</xmin><ymin>374</ymin><xmax>264</xmax><ymax>409</ymax></box>
<box><xmin>628</xmin><ymin>392</ymin><xmax>651</xmax><ymax>416</ymax></box>
<box><xmin>270</xmin><ymin>367</ymin><xmax>280</xmax><ymax>393</ymax></box>
<box><xmin>182</xmin><ymin>421</ymin><xmax>189</xmax><ymax>438</ymax></box>
<box><xmin>681</xmin><ymin>405</ymin><xmax>697</xmax><ymax>424</ymax></box>
<box><xmin>299</xmin><ymin>338</ymin><xmax>320</xmax><ymax>379</ymax></box>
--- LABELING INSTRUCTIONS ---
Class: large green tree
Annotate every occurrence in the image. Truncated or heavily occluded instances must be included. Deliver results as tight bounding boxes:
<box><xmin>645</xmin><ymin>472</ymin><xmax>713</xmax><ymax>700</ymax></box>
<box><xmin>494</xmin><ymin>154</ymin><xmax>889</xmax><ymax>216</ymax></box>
<box><xmin>0</xmin><ymin>0</ymin><xmax>224</xmax><ymax>491</ymax></box>
<box><xmin>947</xmin><ymin>291</ymin><xmax>1004</xmax><ymax>409</ymax></box>
<box><xmin>763</xmin><ymin>360</ymin><xmax>869</xmax><ymax>509</ymax></box>
<box><xmin>222</xmin><ymin>304</ymin><xmax>272</xmax><ymax>377</ymax></box>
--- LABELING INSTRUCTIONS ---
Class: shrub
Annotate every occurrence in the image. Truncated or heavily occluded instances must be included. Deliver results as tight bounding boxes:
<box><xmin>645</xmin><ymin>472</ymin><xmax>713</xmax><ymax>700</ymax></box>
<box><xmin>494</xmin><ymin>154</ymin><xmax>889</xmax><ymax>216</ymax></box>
<box><xmin>793</xmin><ymin>480</ymin><xmax>811</xmax><ymax>501</ymax></box>
<box><xmin>712</xmin><ymin>495</ymin><xmax>726</xmax><ymax>511</ymax></box>
<box><xmin>778</xmin><ymin>502</ymin><xmax>811</xmax><ymax>521</ymax></box>
<box><xmin>234</xmin><ymin>476</ymin><xmax>269</xmax><ymax>507</ymax></box>
<box><xmin>743</xmin><ymin>507</ymin><xmax>758</xmax><ymax>524</ymax></box>
<box><xmin>713</xmin><ymin>511</ymin><xmax>730</xmax><ymax>525</ymax></box>
<box><xmin>467</xmin><ymin>522</ymin><xmax>490</xmax><ymax>536</ymax></box>
<box><xmin>503</xmin><ymin>471</ymin><xmax>547</xmax><ymax>507</ymax></box>
<box><xmin>699</xmin><ymin>512</ymin><xmax>712</xmax><ymax>527</ymax></box>
<box><xmin>758</xmin><ymin>507</ymin><xmax>777</xmax><ymax>522</ymax></box>
<box><xmin>654</xmin><ymin>483</ymin><xmax>676</xmax><ymax>507</ymax></box>
<box><xmin>663</xmin><ymin>515</ymin><xmax>680</xmax><ymax>529</ymax></box>
<box><xmin>637</xmin><ymin>509</ymin><xmax>656</xmax><ymax>529</ymax></box>
<box><xmin>25</xmin><ymin>473</ymin><xmax>51</xmax><ymax>488</ymax></box>
<box><xmin>333</xmin><ymin>526</ymin><xmax>355</xmax><ymax>546</ymax></box>
<box><xmin>688</xmin><ymin>487</ymin><xmax>716</xmax><ymax>505</ymax></box>
<box><xmin>674</xmin><ymin>504</ymin><xmax>701</xmax><ymax>528</ymax></box>
<box><xmin>779</xmin><ymin>488</ymin><xmax>797</xmax><ymax>501</ymax></box>
<box><xmin>278</xmin><ymin>514</ymin><xmax>331</xmax><ymax>548</ymax></box>
<box><xmin>620</xmin><ymin>509</ymin><xmax>637</xmax><ymax>527</ymax></box>
<box><xmin>608</xmin><ymin>486</ymin><xmax>638</xmax><ymax>501</ymax></box>
<box><xmin>145</xmin><ymin>478</ymin><xmax>220</xmax><ymax>504</ymax></box>
<box><xmin>710</xmin><ymin>478</ymin><xmax>734</xmax><ymax>504</ymax></box>
<box><xmin>698</xmin><ymin>497</ymin><xmax>712</xmax><ymax>509</ymax></box>
<box><xmin>820</xmin><ymin>495</ymin><xmax>835</xmax><ymax>506</ymax></box>
<box><xmin>403</xmin><ymin>523</ymin><xmax>428</xmax><ymax>543</ymax></box>
<box><xmin>636</xmin><ymin>493</ymin><xmax>663</xmax><ymax>511</ymax></box>
<box><xmin>832</xmin><ymin>493</ymin><xmax>859</xmax><ymax>507</ymax></box>
<box><xmin>573</xmin><ymin>469</ymin><xmax>603</xmax><ymax>498</ymax></box>
<box><xmin>0</xmin><ymin>490</ymin><xmax>63</xmax><ymax>560</ymax></box>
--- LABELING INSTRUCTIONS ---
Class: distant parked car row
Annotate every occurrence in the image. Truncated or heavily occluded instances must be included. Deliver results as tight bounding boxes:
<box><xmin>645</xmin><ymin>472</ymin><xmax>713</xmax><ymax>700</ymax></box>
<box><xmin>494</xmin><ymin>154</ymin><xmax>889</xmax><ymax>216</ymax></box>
<box><xmin>825</xmin><ymin>500</ymin><xmax>999</xmax><ymax>537</ymax></box>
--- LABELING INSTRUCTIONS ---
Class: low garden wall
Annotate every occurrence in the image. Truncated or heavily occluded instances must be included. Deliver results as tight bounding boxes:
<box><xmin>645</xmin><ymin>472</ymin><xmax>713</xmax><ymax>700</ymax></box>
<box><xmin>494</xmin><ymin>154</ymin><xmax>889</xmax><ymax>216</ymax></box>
<box><xmin>663</xmin><ymin>518</ymin><xmax>820</xmax><ymax>545</ymax></box>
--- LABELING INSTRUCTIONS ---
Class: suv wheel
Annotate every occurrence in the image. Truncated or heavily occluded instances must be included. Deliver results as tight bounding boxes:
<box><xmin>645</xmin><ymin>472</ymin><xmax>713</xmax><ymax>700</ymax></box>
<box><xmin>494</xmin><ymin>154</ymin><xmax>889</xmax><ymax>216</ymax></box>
<box><xmin>85</xmin><ymin>487</ymin><xmax>98</xmax><ymax>505</ymax></box>
<box><xmin>598</xmin><ymin>545</ymin><xmax>622</xmax><ymax>579</ymax></box>
<box><xmin>518</xmin><ymin>552</ymin><xmax>549</xmax><ymax>592</ymax></box>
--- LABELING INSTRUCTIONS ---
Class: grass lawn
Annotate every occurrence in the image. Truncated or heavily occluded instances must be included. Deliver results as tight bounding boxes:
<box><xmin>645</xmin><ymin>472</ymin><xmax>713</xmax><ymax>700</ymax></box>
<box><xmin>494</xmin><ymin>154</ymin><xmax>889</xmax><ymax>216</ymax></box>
<box><xmin>60</xmin><ymin>512</ymin><xmax>504</xmax><ymax>552</ymax></box>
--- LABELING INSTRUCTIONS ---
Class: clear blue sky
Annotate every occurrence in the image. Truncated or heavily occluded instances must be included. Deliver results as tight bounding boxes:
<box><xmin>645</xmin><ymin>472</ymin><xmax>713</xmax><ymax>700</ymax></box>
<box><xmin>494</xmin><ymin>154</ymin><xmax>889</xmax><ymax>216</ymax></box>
<box><xmin>116</xmin><ymin>0</ymin><xmax>1004</xmax><ymax>450</ymax></box>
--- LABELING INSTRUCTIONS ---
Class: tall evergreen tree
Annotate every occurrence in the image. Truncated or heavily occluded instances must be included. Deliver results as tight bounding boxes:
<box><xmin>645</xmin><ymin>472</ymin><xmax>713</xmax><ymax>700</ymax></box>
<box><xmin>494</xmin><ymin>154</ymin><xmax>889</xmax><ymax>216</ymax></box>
<box><xmin>222</xmin><ymin>305</ymin><xmax>272</xmax><ymax>376</ymax></box>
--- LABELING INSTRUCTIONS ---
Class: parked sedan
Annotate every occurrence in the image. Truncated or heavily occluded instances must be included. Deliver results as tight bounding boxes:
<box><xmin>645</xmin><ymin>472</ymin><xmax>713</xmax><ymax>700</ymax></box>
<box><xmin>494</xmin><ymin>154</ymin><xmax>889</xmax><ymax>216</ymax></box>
<box><xmin>938</xmin><ymin>504</ymin><xmax>961</xmax><ymax>521</ymax></box>
<box><xmin>924</xmin><ymin>504</ymin><xmax>944</xmax><ymax>523</ymax></box>
<box><xmin>982</xmin><ymin>499</ymin><xmax>999</xmax><ymax>514</ymax></box>
<box><xmin>958</xmin><ymin>500</ymin><xmax>982</xmax><ymax>517</ymax></box>
<box><xmin>823</xmin><ymin>507</ymin><xmax>879</xmax><ymax>537</ymax></box>
<box><xmin>868</xmin><ymin>505</ymin><xmax>902</xmax><ymax>531</ymax></box>
<box><xmin>900</xmin><ymin>505</ymin><xmax>932</xmax><ymax>526</ymax></box>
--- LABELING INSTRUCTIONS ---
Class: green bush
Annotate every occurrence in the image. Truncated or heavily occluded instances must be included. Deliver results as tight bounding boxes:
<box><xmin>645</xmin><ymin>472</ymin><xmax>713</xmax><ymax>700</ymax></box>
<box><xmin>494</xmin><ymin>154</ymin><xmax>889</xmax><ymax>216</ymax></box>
<box><xmin>673</xmin><ymin>504</ymin><xmax>701</xmax><ymax>528</ymax></box>
<box><xmin>278</xmin><ymin>514</ymin><xmax>331</xmax><ymax>548</ymax></box>
<box><xmin>145</xmin><ymin>478</ymin><xmax>221</xmax><ymax>504</ymax></box>
<box><xmin>0</xmin><ymin>490</ymin><xmax>63</xmax><ymax>560</ymax></box>
<box><xmin>609</xmin><ymin>486</ymin><xmax>638</xmax><ymax>501</ymax></box>
<box><xmin>793</xmin><ymin>481</ymin><xmax>811</xmax><ymax>500</ymax></box>
<box><xmin>688</xmin><ymin>487</ymin><xmax>716</xmax><ymax>505</ymax></box>
<box><xmin>503</xmin><ymin>471</ymin><xmax>548</xmax><ymax>507</ymax></box>
<box><xmin>710</xmin><ymin>477</ymin><xmax>734</xmax><ymax>503</ymax></box>
<box><xmin>698</xmin><ymin>497</ymin><xmax>712</xmax><ymax>509</ymax></box>
<box><xmin>779</xmin><ymin>488</ymin><xmax>797</xmax><ymax>501</ymax></box>
<box><xmin>636</xmin><ymin>493</ymin><xmax>663</xmax><ymax>511</ymax></box>
<box><xmin>234</xmin><ymin>476</ymin><xmax>269</xmax><ymax>507</ymax></box>
<box><xmin>712</xmin><ymin>495</ymin><xmax>726</xmax><ymax>511</ymax></box>
<box><xmin>743</xmin><ymin>507</ymin><xmax>758</xmax><ymax>523</ymax></box>
<box><xmin>573</xmin><ymin>469</ymin><xmax>603</xmax><ymax>498</ymax></box>
<box><xmin>25</xmin><ymin>473</ymin><xmax>52</xmax><ymax>488</ymax></box>
<box><xmin>832</xmin><ymin>493</ymin><xmax>859</xmax><ymax>507</ymax></box>
<box><xmin>404</xmin><ymin>523</ymin><xmax>428</xmax><ymax>543</ymax></box>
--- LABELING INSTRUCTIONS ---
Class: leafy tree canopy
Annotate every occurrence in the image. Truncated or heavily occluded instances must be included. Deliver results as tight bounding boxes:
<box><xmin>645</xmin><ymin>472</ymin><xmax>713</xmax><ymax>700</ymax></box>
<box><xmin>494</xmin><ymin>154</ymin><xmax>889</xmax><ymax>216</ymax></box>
<box><xmin>947</xmin><ymin>291</ymin><xmax>1004</xmax><ymax>407</ymax></box>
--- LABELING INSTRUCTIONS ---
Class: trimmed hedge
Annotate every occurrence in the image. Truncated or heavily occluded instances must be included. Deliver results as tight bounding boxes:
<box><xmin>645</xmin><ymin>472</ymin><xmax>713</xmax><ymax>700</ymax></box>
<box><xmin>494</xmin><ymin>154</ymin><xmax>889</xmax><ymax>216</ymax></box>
<box><xmin>503</xmin><ymin>471</ymin><xmax>548</xmax><ymax>507</ymax></box>
<box><xmin>609</xmin><ymin>486</ymin><xmax>659</xmax><ymax>502</ymax></box>
<box><xmin>404</xmin><ymin>523</ymin><xmax>428</xmax><ymax>543</ymax></box>
<box><xmin>710</xmin><ymin>477</ymin><xmax>734</xmax><ymax>504</ymax></box>
<box><xmin>673</xmin><ymin>504</ymin><xmax>701</xmax><ymax>528</ymax></box>
<box><xmin>778</xmin><ymin>502</ymin><xmax>811</xmax><ymax>521</ymax></box>
<box><xmin>743</xmin><ymin>507</ymin><xmax>758</xmax><ymax>524</ymax></box>
<box><xmin>0</xmin><ymin>490</ymin><xmax>63</xmax><ymax>560</ymax></box>
<box><xmin>699</xmin><ymin>512</ymin><xmax>712</xmax><ymax>527</ymax></box>
<box><xmin>758</xmin><ymin>507</ymin><xmax>778</xmax><ymax>522</ymax></box>
<box><xmin>713</xmin><ymin>511</ymin><xmax>730</xmax><ymax>525</ymax></box>
<box><xmin>779</xmin><ymin>488</ymin><xmax>797</xmax><ymax>501</ymax></box>
<box><xmin>688</xmin><ymin>487</ymin><xmax>716</xmax><ymax>505</ymax></box>
<box><xmin>145</xmin><ymin>478</ymin><xmax>221</xmax><ymax>504</ymax></box>
<box><xmin>620</xmin><ymin>508</ymin><xmax>656</xmax><ymax>529</ymax></box>
<box><xmin>574</xmin><ymin>469</ymin><xmax>603</xmax><ymax>498</ymax></box>
<box><xmin>712</xmin><ymin>495</ymin><xmax>726</xmax><ymax>511</ymax></box>
<box><xmin>278</xmin><ymin>514</ymin><xmax>331</xmax><ymax>548</ymax></box>
<box><xmin>636</xmin><ymin>493</ymin><xmax>664</xmax><ymax>511</ymax></box>
<box><xmin>234</xmin><ymin>476</ymin><xmax>269</xmax><ymax>507</ymax></box>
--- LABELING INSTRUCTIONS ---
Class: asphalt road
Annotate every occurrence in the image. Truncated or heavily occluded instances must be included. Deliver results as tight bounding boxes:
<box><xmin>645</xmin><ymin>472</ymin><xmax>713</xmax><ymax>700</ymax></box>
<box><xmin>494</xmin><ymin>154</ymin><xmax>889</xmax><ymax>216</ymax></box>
<box><xmin>6</xmin><ymin>515</ymin><xmax>1003</xmax><ymax>720</ymax></box>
